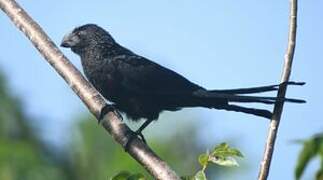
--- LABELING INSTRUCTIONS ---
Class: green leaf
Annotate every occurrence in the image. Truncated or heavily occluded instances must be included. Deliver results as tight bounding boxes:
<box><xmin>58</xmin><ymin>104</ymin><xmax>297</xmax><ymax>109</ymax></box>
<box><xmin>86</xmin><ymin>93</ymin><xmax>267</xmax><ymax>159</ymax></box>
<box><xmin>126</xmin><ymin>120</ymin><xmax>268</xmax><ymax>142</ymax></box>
<box><xmin>198</xmin><ymin>153</ymin><xmax>209</xmax><ymax>167</ymax></box>
<box><xmin>194</xmin><ymin>170</ymin><xmax>207</xmax><ymax>180</ymax></box>
<box><xmin>228</xmin><ymin>148</ymin><xmax>244</xmax><ymax>158</ymax></box>
<box><xmin>209</xmin><ymin>156</ymin><xmax>239</xmax><ymax>167</ymax></box>
<box><xmin>213</xmin><ymin>143</ymin><xmax>228</xmax><ymax>152</ymax></box>
<box><xmin>295</xmin><ymin>134</ymin><xmax>323</xmax><ymax>180</ymax></box>
<box><xmin>212</xmin><ymin>143</ymin><xmax>243</xmax><ymax>158</ymax></box>
<box><xmin>181</xmin><ymin>176</ymin><xmax>195</xmax><ymax>180</ymax></box>
<box><xmin>111</xmin><ymin>171</ymin><xmax>131</xmax><ymax>180</ymax></box>
<box><xmin>127</xmin><ymin>173</ymin><xmax>145</xmax><ymax>180</ymax></box>
<box><xmin>180</xmin><ymin>171</ymin><xmax>207</xmax><ymax>180</ymax></box>
<box><xmin>208</xmin><ymin>142</ymin><xmax>243</xmax><ymax>167</ymax></box>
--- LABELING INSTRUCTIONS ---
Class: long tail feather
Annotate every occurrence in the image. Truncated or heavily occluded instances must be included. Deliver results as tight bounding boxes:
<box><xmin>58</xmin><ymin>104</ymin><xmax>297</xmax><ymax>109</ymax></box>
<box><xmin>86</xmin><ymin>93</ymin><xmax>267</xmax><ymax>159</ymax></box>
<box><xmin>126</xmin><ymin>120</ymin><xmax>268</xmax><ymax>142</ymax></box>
<box><xmin>193</xmin><ymin>90</ymin><xmax>306</xmax><ymax>104</ymax></box>
<box><xmin>164</xmin><ymin>81</ymin><xmax>305</xmax><ymax>119</ymax></box>
<box><xmin>220</xmin><ymin>104</ymin><xmax>273</xmax><ymax>119</ymax></box>
<box><xmin>209</xmin><ymin>81</ymin><xmax>305</xmax><ymax>94</ymax></box>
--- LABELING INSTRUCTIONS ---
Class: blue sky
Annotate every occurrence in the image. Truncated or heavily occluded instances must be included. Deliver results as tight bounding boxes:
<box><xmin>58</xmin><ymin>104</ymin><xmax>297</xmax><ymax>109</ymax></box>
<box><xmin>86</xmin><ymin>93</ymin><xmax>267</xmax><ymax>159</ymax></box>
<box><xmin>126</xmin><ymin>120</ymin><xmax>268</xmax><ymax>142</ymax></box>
<box><xmin>0</xmin><ymin>1</ymin><xmax>322</xmax><ymax>179</ymax></box>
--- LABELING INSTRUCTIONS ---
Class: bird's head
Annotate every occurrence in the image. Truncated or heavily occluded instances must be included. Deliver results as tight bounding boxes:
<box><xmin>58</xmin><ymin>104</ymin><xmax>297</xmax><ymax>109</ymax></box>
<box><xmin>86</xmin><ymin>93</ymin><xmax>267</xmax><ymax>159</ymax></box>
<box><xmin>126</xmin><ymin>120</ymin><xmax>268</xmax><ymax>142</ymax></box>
<box><xmin>61</xmin><ymin>24</ymin><xmax>115</xmax><ymax>54</ymax></box>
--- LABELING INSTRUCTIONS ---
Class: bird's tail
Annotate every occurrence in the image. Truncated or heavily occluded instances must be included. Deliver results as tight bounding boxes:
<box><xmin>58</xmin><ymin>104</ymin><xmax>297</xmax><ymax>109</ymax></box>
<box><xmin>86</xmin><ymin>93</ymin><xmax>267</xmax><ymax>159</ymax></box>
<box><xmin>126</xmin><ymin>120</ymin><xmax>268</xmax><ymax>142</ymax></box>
<box><xmin>182</xmin><ymin>81</ymin><xmax>305</xmax><ymax>119</ymax></box>
<box><xmin>211</xmin><ymin>104</ymin><xmax>273</xmax><ymax>119</ymax></box>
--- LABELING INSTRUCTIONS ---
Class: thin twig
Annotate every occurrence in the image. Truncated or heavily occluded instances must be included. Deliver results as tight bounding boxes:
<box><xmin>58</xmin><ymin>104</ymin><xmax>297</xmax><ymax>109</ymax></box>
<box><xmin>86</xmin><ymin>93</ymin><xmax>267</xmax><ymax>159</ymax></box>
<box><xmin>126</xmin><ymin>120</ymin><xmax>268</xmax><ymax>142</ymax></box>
<box><xmin>258</xmin><ymin>0</ymin><xmax>298</xmax><ymax>179</ymax></box>
<box><xmin>0</xmin><ymin>0</ymin><xmax>180</xmax><ymax>179</ymax></box>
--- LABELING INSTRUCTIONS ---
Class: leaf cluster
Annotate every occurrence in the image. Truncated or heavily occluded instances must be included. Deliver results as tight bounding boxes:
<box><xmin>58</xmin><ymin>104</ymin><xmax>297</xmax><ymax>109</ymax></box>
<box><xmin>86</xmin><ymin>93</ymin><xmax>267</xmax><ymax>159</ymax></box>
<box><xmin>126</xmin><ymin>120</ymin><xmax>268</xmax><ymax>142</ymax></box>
<box><xmin>295</xmin><ymin>133</ymin><xmax>323</xmax><ymax>180</ymax></box>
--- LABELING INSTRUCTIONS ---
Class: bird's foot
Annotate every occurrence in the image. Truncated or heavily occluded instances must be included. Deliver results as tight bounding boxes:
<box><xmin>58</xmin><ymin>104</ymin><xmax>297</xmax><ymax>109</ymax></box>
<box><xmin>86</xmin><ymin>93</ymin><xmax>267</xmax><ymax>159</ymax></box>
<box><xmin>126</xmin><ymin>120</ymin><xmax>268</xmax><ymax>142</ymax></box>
<box><xmin>124</xmin><ymin>130</ymin><xmax>147</xmax><ymax>151</ymax></box>
<box><xmin>98</xmin><ymin>105</ymin><xmax>123</xmax><ymax>123</ymax></box>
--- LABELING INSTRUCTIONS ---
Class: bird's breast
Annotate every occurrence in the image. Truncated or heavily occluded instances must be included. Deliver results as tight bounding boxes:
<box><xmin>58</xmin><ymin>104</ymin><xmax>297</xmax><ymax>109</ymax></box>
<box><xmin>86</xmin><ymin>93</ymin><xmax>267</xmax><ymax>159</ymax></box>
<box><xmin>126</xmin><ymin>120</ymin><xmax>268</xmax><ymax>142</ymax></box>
<box><xmin>94</xmin><ymin>75</ymin><xmax>119</xmax><ymax>100</ymax></box>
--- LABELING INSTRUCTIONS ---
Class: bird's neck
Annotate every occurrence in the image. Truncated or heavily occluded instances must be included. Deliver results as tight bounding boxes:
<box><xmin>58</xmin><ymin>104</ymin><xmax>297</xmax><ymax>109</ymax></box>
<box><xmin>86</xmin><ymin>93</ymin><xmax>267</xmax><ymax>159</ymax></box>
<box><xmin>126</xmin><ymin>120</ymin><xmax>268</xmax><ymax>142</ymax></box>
<box><xmin>79</xmin><ymin>43</ymin><xmax>132</xmax><ymax>77</ymax></box>
<box><xmin>80</xmin><ymin>44</ymin><xmax>108</xmax><ymax>76</ymax></box>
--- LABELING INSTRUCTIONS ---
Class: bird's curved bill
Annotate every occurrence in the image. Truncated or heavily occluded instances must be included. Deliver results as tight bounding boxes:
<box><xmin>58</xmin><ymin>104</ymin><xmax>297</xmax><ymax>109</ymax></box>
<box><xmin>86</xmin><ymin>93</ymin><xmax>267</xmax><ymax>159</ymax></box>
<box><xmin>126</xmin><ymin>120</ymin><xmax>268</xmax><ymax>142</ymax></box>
<box><xmin>60</xmin><ymin>32</ymin><xmax>79</xmax><ymax>48</ymax></box>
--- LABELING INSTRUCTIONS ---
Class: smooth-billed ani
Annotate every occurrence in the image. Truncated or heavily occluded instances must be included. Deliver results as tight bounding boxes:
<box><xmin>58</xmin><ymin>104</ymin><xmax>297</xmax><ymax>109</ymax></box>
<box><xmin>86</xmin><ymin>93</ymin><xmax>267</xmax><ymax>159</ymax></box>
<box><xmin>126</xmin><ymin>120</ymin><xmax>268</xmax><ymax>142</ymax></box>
<box><xmin>61</xmin><ymin>24</ymin><xmax>304</xmax><ymax>143</ymax></box>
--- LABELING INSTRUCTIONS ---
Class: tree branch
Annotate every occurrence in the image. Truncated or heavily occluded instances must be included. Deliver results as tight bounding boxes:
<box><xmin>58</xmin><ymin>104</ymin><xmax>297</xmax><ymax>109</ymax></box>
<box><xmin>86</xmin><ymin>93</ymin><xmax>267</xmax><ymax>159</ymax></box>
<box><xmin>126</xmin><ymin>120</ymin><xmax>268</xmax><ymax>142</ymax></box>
<box><xmin>0</xmin><ymin>0</ymin><xmax>180</xmax><ymax>179</ymax></box>
<box><xmin>258</xmin><ymin>0</ymin><xmax>298</xmax><ymax>179</ymax></box>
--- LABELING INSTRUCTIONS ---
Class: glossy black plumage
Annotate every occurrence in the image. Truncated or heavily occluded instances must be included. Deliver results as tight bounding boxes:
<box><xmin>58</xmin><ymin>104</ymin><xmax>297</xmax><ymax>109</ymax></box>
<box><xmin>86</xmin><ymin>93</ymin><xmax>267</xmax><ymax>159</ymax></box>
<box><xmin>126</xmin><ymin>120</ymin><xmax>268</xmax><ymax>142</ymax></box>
<box><xmin>61</xmin><ymin>24</ymin><xmax>304</xmax><ymax>134</ymax></box>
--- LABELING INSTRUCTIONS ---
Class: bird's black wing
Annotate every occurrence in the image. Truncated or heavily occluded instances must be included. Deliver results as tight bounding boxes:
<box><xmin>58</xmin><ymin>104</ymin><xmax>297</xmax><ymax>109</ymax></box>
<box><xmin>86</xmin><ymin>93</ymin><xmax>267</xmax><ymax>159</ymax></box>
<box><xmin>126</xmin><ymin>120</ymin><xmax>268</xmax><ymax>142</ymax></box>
<box><xmin>111</xmin><ymin>54</ymin><xmax>203</xmax><ymax>95</ymax></box>
<box><xmin>107</xmin><ymin>54</ymin><xmax>305</xmax><ymax>104</ymax></box>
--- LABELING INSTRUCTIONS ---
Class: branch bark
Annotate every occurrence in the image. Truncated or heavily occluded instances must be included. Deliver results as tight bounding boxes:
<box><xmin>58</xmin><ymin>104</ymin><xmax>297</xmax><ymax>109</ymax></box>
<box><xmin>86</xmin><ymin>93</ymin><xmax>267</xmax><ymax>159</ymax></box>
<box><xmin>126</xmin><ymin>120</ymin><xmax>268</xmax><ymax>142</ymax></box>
<box><xmin>258</xmin><ymin>0</ymin><xmax>298</xmax><ymax>179</ymax></box>
<box><xmin>0</xmin><ymin>0</ymin><xmax>180</xmax><ymax>179</ymax></box>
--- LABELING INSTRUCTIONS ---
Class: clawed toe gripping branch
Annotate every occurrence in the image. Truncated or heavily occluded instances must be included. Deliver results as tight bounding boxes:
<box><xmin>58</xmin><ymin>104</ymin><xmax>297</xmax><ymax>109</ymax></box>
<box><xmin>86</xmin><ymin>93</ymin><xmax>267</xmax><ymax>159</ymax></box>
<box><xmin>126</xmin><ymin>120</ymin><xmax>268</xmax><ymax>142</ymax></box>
<box><xmin>0</xmin><ymin>0</ymin><xmax>300</xmax><ymax>179</ymax></box>
<box><xmin>0</xmin><ymin>0</ymin><xmax>180</xmax><ymax>179</ymax></box>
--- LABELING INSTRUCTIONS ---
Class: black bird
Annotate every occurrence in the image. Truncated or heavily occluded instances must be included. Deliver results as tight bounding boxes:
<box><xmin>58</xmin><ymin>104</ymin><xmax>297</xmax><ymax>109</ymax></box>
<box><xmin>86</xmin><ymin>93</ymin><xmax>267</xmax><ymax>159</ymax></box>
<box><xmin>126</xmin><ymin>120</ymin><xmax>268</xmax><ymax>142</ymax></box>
<box><xmin>61</xmin><ymin>24</ymin><xmax>304</xmax><ymax>143</ymax></box>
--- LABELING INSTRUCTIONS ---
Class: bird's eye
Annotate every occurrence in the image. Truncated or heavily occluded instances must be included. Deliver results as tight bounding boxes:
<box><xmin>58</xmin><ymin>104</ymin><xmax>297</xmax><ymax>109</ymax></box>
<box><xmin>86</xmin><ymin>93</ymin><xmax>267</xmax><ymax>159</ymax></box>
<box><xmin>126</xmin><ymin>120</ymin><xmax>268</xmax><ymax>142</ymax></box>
<box><xmin>77</xmin><ymin>31</ymin><xmax>87</xmax><ymax>36</ymax></box>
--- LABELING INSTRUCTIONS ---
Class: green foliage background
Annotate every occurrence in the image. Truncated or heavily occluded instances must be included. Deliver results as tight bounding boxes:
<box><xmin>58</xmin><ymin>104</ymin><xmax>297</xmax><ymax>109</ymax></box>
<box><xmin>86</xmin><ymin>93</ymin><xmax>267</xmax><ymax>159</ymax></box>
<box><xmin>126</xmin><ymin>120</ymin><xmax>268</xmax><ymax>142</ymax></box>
<box><xmin>1</xmin><ymin>67</ymin><xmax>321</xmax><ymax>180</ymax></box>
<box><xmin>0</xmin><ymin>70</ymin><xmax>235</xmax><ymax>179</ymax></box>
<box><xmin>295</xmin><ymin>134</ymin><xmax>323</xmax><ymax>180</ymax></box>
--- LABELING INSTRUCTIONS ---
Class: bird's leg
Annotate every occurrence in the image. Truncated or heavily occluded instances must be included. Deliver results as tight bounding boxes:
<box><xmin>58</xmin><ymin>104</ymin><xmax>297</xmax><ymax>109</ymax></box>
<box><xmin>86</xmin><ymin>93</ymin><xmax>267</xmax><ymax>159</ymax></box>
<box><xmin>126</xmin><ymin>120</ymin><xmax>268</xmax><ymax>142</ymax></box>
<box><xmin>124</xmin><ymin>119</ymin><xmax>153</xmax><ymax>150</ymax></box>
<box><xmin>98</xmin><ymin>104</ymin><xmax>123</xmax><ymax>123</ymax></box>
<box><xmin>135</xmin><ymin>119</ymin><xmax>154</xmax><ymax>143</ymax></box>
